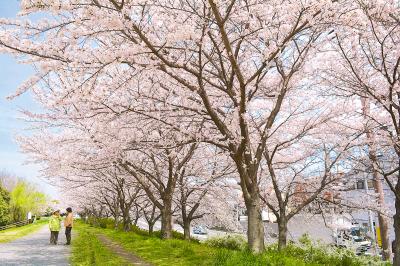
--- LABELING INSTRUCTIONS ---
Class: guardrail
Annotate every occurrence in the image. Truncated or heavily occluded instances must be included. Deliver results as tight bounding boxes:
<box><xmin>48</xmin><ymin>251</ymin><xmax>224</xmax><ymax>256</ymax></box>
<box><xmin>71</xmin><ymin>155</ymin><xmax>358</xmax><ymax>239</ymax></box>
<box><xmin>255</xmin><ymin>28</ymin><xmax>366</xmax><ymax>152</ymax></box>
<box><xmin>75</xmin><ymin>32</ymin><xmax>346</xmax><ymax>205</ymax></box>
<box><xmin>0</xmin><ymin>220</ymin><xmax>29</xmax><ymax>231</ymax></box>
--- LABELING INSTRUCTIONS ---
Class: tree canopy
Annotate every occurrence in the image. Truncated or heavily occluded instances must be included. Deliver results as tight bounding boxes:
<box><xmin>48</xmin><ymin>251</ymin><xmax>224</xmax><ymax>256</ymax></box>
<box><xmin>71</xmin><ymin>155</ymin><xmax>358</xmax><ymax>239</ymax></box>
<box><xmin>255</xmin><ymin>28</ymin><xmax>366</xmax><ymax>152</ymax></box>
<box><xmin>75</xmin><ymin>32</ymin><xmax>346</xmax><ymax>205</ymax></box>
<box><xmin>10</xmin><ymin>181</ymin><xmax>47</xmax><ymax>222</ymax></box>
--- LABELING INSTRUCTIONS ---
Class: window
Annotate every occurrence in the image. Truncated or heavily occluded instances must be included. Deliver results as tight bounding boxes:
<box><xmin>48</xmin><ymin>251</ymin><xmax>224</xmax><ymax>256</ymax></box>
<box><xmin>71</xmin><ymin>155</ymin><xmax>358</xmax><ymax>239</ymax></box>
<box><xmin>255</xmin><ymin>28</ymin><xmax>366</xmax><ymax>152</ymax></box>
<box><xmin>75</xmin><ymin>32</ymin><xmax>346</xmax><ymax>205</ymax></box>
<box><xmin>356</xmin><ymin>180</ymin><xmax>364</xmax><ymax>190</ymax></box>
<box><xmin>355</xmin><ymin>180</ymin><xmax>375</xmax><ymax>190</ymax></box>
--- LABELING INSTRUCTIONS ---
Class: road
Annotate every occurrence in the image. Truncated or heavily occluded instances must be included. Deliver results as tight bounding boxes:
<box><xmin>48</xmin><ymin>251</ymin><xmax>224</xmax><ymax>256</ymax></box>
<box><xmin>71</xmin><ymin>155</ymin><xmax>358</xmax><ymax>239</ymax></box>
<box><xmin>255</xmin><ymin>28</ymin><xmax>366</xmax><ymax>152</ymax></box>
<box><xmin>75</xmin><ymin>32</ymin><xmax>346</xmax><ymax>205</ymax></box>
<box><xmin>136</xmin><ymin>214</ymin><xmax>342</xmax><ymax>244</ymax></box>
<box><xmin>0</xmin><ymin>225</ymin><xmax>71</xmax><ymax>266</ymax></box>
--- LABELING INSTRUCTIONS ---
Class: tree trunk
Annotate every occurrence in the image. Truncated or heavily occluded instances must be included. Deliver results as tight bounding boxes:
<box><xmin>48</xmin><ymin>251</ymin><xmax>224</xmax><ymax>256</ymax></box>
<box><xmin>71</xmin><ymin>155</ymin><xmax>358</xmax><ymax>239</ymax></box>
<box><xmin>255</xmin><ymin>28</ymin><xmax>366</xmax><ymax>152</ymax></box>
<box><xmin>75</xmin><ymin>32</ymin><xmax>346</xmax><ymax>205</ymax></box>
<box><xmin>114</xmin><ymin>216</ymin><xmax>118</xmax><ymax>229</ymax></box>
<box><xmin>123</xmin><ymin>218</ymin><xmax>131</xmax><ymax>231</ymax></box>
<box><xmin>148</xmin><ymin>222</ymin><xmax>154</xmax><ymax>234</ymax></box>
<box><xmin>277</xmin><ymin>217</ymin><xmax>288</xmax><ymax>250</ymax></box>
<box><xmin>245</xmin><ymin>193</ymin><xmax>265</xmax><ymax>253</ymax></box>
<box><xmin>122</xmin><ymin>211</ymin><xmax>131</xmax><ymax>231</ymax></box>
<box><xmin>393</xmin><ymin>179</ymin><xmax>400</xmax><ymax>265</ymax></box>
<box><xmin>183</xmin><ymin>219</ymin><xmax>191</xmax><ymax>240</ymax></box>
<box><xmin>378</xmin><ymin>214</ymin><xmax>391</xmax><ymax>261</ymax></box>
<box><xmin>160</xmin><ymin>201</ymin><xmax>173</xmax><ymax>239</ymax></box>
<box><xmin>124</xmin><ymin>223</ymin><xmax>131</xmax><ymax>231</ymax></box>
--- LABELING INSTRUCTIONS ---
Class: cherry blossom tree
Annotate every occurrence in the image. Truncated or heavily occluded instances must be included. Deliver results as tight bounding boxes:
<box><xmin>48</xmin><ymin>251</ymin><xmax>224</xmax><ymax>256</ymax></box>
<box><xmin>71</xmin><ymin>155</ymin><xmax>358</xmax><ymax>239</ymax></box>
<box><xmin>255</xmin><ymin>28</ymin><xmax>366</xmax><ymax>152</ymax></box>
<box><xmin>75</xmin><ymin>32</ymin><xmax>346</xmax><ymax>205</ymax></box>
<box><xmin>139</xmin><ymin>198</ymin><xmax>161</xmax><ymax>234</ymax></box>
<box><xmin>194</xmin><ymin>184</ymin><xmax>241</xmax><ymax>233</ymax></box>
<box><xmin>120</xmin><ymin>143</ymin><xmax>199</xmax><ymax>238</ymax></box>
<box><xmin>262</xmin><ymin>139</ymin><xmax>359</xmax><ymax>249</ymax></box>
<box><xmin>174</xmin><ymin>149</ymin><xmax>234</xmax><ymax>239</ymax></box>
<box><xmin>319</xmin><ymin>1</ymin><xmax>399</xmax><ymax>261</ymax></box>
<box><xmin>0</xmin><ymin>0</ymin><xmax>357</xmax><ymax>253</ymax></box>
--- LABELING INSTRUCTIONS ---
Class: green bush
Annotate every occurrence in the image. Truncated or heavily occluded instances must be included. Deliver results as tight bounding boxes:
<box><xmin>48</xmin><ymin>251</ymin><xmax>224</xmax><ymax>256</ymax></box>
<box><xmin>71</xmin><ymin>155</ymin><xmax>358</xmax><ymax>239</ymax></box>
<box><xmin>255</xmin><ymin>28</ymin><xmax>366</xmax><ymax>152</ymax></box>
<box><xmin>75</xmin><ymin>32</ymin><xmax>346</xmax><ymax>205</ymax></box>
<box><xmin>210</xmin><ymin>243</ymin><xmax>388</xmax><ymax>266</ymax></box>
<box><xmin>205</xmin><ymin>234</ymin><xmax>247</xmax><ymax>251</ymax></box>
<box><xmin>210</xmin><ymin>234</ymin><xmax>388</xmax><ymax>266</ymax></box>
<box><xmin>267</xmin><ymin>239</ymin><xmax>388</xmax><ymax>266</ymax></box>
<box><xmin>87</xmin><ymin>216</ymin><xmax>116</xmax><ymax>229</ymax></box>
<box><xmin>131</xmin><ymin>224</ymin><xmax>151</xmax><ymax>236</ymax></box>
<box><xmin>150</xmin><ymin>229</ymin><xmax>199</xmax><ymax>242</ymax></box>
<box><xmin>87</xmin><ymin>215</ymin><xmax>97</xmax><ymax>226</ymax></box>
<box><xmin>99</xmin><ymin>219</ymin><xmax>108</xmax><ymax>229</ymax></box>
<box><xmin>298</xmin><ymin>233</ymin><xmax>312</xmax><ymax>246</ymax></box>
<box><xmin>87</xmin><ymin>218</ymin><xmax>200</xmax><ymax>242</ymax></box>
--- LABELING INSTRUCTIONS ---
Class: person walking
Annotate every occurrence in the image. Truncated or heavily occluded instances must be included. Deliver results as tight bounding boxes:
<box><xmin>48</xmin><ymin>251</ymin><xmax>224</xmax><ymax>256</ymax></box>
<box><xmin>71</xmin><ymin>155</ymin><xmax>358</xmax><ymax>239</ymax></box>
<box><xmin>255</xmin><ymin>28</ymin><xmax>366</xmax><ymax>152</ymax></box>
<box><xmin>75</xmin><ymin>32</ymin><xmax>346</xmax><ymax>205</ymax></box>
<box><xmin>64</xmin><ymin>207</ymin><xmax>73</xmax><ymax>245</ymax></box>
<box><xmin>49</xmin><ymin>210</ymin><xmax>62</xmax><ymax>245</ymax></box>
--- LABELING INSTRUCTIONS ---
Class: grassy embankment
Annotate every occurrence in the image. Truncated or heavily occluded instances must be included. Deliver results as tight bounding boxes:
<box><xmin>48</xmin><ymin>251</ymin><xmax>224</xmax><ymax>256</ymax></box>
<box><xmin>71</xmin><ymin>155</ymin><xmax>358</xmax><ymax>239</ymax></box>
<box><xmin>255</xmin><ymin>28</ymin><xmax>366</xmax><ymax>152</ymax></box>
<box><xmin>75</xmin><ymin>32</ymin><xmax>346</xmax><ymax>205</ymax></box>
<box><xmin>71</xmin><ymin>220</ymin><xmax>388</xmax><ymax>266</ymax></box>
<box><xmin>0</xmin><ymin>218</ymin><xmax>47</xmax><ymax>243</ymax></box>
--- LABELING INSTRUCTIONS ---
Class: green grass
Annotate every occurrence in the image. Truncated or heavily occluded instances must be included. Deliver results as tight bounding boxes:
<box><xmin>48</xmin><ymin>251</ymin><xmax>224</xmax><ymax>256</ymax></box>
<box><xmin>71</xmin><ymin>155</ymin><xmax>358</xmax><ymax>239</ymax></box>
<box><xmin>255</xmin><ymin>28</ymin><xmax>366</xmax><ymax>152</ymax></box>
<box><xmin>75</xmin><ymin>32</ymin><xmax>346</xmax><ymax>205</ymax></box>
<box><xmin>73</xmin><ymin>221</ymin><xmax>388</xmax><ymax>266</ymax></box>
<box><xmin>71</xmin><ymin>221</ymin><xmax>130</xmax><ymax>266</ymax></box>
<box><xmin>210</xmin><ymin>245</ymin><xmax>386</xmax><ymax>266</ymax></box>
<box><xmin>0</xmin><ymin>219</ymin><xmax>47</xmax><ymax>243</ymax></box>
<box><xmin>101</xmin><ymin>230</ymin><xmax>213</xmax><ymax>266</ymax></box>
<box><xmin>75</xmin><ymin>222</ymin><xmax>212</xmax><ymax>265</ymax></box>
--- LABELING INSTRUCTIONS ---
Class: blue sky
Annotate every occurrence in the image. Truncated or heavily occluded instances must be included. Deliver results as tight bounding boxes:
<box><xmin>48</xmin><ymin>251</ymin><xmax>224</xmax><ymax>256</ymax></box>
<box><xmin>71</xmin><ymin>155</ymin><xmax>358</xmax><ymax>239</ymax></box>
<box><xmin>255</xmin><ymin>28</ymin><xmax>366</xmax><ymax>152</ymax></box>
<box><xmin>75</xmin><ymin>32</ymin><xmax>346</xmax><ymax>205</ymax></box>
<box><xmin>0</xmin><ymin>1</ymin><xmax>57</xmax><ymax>197</ymax></box>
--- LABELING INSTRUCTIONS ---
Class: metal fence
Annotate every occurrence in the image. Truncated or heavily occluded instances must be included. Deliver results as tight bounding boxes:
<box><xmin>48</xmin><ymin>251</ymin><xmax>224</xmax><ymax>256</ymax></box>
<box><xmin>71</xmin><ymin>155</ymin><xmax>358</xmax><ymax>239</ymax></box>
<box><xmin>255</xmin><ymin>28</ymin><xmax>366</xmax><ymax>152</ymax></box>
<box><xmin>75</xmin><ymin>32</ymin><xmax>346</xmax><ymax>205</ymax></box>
<box><xmin>0</xmin><ymin>220</ymin><xmax>29</xmax><ymax>231</ymax></box>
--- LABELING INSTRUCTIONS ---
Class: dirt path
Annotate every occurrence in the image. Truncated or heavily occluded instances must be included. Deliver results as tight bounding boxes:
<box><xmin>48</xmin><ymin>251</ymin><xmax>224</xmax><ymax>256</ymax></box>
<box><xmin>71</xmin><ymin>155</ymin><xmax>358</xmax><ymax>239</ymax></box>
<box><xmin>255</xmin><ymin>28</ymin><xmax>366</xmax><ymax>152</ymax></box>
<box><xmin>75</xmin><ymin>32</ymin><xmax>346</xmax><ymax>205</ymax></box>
<box><xmin>96</xmin><ymin>234</ymin><xmax>153</xmax><ymax>266</ymax></box>
<box><xmin>0</xmin><ymin>225</ymin><xmax>71</xmax><ymax>266</ymax></box>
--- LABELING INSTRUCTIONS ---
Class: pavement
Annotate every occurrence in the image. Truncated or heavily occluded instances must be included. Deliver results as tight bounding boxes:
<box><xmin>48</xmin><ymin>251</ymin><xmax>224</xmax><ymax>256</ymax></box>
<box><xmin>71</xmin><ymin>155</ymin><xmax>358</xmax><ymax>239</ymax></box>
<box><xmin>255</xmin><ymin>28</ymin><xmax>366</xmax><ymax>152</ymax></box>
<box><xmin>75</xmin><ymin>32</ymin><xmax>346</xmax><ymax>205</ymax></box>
<box><xmin>0</xmin><ymin>225</ymin><xmax>71</xmax><ymax>266</ymax></box>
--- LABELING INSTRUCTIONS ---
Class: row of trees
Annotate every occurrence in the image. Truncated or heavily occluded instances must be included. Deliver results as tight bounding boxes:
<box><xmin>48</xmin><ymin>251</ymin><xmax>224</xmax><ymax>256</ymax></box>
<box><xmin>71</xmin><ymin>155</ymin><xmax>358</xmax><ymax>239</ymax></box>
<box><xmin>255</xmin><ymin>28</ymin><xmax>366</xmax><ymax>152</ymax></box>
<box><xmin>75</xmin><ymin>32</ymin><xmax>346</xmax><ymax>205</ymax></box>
<box><xmin>73</xmin><ymin>156</ymin><xmax>238</xmax><ymax>239</ymax></box>
<box><xmin>0</xmin><ymin>0</ymin><xmax>398</xmax><ymax>262</ymax></box>
<box><xmin>0</xmin><ymin>172</ymin><xmax>47</xmax><ymax>226</ymax></box>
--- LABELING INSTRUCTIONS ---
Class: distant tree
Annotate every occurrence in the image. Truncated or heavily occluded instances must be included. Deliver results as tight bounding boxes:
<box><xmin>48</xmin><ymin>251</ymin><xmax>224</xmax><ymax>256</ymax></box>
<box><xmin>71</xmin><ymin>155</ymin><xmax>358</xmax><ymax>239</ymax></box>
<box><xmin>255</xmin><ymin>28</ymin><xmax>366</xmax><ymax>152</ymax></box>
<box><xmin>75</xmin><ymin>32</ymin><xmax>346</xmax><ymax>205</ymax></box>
<box><xmin>10</xmin><ymin>181</ymin><xmax>47</xmax><ymax>222</ymax></box>
<box><xmin>0</xmin><ymin>170</ymin><xmax>18</xmax><ymax>191</ymax></box>
<box><xmin>0</xmin><ymin>185</ymin><xmax>11</xmax><ymax>226</ymax></box>
<box><xmin>44</xmin><ymin>206</ymin><xmax>53</xmax><ymax>217</ymax></box>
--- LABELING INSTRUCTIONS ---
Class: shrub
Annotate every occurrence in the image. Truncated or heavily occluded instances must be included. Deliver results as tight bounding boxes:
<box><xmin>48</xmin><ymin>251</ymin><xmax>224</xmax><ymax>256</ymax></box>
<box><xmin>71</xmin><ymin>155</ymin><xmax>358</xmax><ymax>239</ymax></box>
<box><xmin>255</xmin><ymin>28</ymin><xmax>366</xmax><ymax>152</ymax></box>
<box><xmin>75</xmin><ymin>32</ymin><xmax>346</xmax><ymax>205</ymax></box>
<box><xmin>87</xmin><ymin>216</ymin><xmax>115</xmax><ymax>229</ymax></box>
<box><xmin>205</xmin><ymin>234</ymin><xmax>247</xmax><ymax>251</ymax></box>
<box><xmin>152</xmin><ymin>230</ymin><xmax>185</xmax><ymax>239</ymax></box>
<box><xmin>273</xmin><ymin>239</ymin><xmax>388</xmax><ymax>266</ymax></box>
<box><xmin>298</xmin><ymin>233</ymin><xmax>312</xmax><ymax>246</ymax></box>
<box><xmin>172</xmin><ymin>230</ymin><xmax>186</xmax><ymax>239</ymax></box>
<box><xmin>212</xmin><ymin>241</ymin><xmax>389</xmax><ymax>266</ymax></box>
<box><xmin>99</xmin><ymin>219</ymin><xmax>108</xmax><ymax>229</ymax></box>
<box><xmin>131</xmin><ymin>224</ymin><xmax>151</xmax><ymax>236</ymax></box>
<box><xmin>150</xmin><ymin>229</ymin><xmax>199</xmax><ymax>242</ymax></box>
<box><xmin>87</xmin><ymin>215</ymin><xmax>98</xmax><ymax>227</ymax></box>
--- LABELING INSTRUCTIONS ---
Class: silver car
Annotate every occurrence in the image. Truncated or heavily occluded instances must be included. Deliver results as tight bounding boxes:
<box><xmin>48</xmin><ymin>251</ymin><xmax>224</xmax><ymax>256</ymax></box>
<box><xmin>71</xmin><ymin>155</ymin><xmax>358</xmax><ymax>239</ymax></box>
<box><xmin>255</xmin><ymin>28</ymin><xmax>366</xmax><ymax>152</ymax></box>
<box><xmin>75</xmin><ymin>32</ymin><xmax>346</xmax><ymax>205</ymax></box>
<box><xmin>192</xmin><ymin>225</ymin><xmax>207</xmax><ymax>235</ymax></box>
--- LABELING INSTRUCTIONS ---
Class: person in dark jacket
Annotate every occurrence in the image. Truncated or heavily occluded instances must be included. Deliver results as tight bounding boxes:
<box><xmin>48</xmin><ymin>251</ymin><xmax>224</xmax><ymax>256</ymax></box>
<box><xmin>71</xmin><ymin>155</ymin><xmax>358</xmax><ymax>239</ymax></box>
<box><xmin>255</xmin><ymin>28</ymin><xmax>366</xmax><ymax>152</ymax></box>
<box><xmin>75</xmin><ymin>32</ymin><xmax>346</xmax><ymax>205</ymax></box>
<box><xmin>64</xmin><ymin>207</ymin><xmax>73</xmax><ymax>245</ymax></box>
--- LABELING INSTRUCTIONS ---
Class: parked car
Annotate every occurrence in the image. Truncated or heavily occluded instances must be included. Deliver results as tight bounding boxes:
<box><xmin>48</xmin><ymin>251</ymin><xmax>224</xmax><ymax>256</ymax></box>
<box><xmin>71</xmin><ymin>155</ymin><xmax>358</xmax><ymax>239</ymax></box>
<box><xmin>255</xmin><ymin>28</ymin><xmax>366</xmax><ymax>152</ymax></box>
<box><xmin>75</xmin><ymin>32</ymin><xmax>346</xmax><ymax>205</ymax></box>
<box><xmin>193</xmin><ymin>225</ymin><xmax>207</xmax><ymax>235</ymax></box>
<box><xmin>333</xmin><ymin>227</ymin><xmax>372</xmax><ymax>255</ymax></box>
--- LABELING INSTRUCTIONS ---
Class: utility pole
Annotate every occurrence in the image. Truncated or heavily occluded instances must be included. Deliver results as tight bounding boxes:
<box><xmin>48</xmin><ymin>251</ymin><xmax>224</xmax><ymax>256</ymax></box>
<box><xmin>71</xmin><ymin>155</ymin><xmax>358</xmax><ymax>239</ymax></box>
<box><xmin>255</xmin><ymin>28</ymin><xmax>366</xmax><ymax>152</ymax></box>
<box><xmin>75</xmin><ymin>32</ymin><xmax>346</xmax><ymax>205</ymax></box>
<box><xmin>361</xmin><ymin>97</ymin><xmax>391</xmax><ymax>261</ymax></box>
<box><xmin>364</xmin><ymin>178</ymin><xmax>377</xmax><ymax>255</ymax></box>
